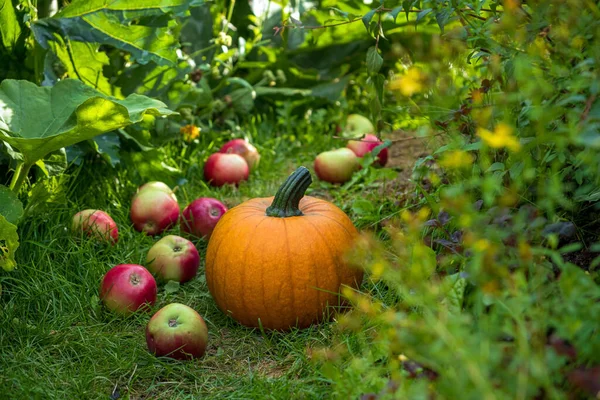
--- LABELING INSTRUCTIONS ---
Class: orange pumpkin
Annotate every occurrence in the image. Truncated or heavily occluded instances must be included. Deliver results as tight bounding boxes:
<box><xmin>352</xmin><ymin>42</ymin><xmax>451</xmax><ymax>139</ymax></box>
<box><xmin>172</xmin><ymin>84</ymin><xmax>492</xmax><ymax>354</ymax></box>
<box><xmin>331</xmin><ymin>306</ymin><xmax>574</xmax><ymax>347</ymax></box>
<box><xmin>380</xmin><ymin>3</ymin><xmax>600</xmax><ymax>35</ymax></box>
<box><xmin>205</xmin><ymin>166</ymin><xmax>363</xmax><ymax>330</ymax></box>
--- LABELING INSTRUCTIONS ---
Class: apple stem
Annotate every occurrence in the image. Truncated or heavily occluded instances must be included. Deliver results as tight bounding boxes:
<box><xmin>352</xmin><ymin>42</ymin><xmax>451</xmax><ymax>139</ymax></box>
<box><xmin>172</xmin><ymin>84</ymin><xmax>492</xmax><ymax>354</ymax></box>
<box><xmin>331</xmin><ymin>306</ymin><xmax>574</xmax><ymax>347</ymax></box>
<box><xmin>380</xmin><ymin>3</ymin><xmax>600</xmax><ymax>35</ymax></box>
<box><xmin>129</xmin><ymin>273</ymin><xmax>140</xmax><ymax>286</ymax></box>
<box><xmin>266</xmin><ymin>167</ymin><xmax>312</xmax><ymax>218</ymax></box>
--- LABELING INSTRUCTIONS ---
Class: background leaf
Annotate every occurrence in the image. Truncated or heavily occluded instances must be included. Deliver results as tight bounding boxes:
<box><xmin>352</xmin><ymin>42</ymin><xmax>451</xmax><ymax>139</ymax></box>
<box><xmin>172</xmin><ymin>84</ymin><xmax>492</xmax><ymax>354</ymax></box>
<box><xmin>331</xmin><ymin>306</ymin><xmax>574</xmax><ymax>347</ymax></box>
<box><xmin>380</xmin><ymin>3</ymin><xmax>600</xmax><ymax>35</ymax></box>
<box><xmin>0</xmin><ymin>79</ymin><xmax>174</xmax><ymax>164</ymax></box>
<box><xmin>0</xmin><ymin>0</ymin><xmax>22</xmax><ymax>52</ymax></box>
<box><xmin>366</xmin><ymin>47</ymin><xmax>383</xmax><ymax>74</ymax></box>
<box><xmin>0</xmin><ymin>214</ymin><xmax>19</xmax><ymax>271</ymax></box>
<box><xmin>32</xmin><ymin>0</ymin><xmax>205</xmax><ymax>66</ymax></box>
<box><xmin>0</xmin><ymin>185</ymin><xmax>24</xmax><ymax>224</ymax></box>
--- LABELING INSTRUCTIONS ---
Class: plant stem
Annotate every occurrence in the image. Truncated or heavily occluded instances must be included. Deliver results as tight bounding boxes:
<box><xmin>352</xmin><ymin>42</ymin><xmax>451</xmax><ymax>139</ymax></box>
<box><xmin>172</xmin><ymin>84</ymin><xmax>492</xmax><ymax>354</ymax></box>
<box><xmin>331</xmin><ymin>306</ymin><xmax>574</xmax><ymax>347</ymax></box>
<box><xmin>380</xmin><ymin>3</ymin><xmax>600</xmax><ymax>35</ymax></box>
<box><xmin>9</xmin><ymin>162</ymin><xmax>33</xmax><ymax>193</ymax></box>
<box><xmin>9</xmin><ymin>162</ymin><xmax>23</xmax><ymax>190</ymax></box>
<box><xmin>226</xmin><ymin>0</ymin><xmax>236</xmax><ymax>32</ymax></box>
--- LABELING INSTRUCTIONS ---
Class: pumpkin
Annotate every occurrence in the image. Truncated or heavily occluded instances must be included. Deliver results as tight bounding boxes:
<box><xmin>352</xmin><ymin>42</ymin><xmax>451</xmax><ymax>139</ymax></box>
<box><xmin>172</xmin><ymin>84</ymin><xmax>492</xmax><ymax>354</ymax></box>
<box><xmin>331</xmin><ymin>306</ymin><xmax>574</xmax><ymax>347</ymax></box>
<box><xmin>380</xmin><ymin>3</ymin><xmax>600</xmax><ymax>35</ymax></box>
<box><xmin>205</xmin><ymin>166</ymin><xmax>363</xmax><ymax>330</ymax></box>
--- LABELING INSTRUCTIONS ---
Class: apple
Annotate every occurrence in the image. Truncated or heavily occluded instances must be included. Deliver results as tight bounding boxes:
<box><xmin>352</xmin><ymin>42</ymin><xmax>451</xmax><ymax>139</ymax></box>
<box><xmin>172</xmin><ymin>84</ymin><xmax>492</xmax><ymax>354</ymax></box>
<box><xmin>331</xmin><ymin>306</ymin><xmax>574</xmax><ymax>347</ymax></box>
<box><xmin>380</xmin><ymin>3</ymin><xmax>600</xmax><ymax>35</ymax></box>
<box><xmin>100</xmin><ymin>264</ymin><xmax>157</xmax><ymax>315</ymax></box>
<box><xmin>131</xmin><ymin>184</ymin><xmax>180</xmax><ymax>235</ymax></box>
<box><xmin>342</xmin><ymin>114</ymin><xmax>375</xmax><ymax>138</ymax></box>
<box><xmin>181</xmin><ymin>198</ymin><xmax>228</xmax><ymax>239</ymax></box>
<box><xmin>146</xmin><ymin>303</ymin><xmax>209</xmax><ymax>360</ymax></box>
<box><xmin>138</xmin><ymin>181</ymin><xmax>174</xmax><ymax>195</ymax></box>
<box><xmin>314</xmin><ymin>148</ymin><xmax>359</xmax><ymax>184</ymax></box>
<box><xmin>347</xmin><ymin>133</ymin><xmax>389</xmax><ymax>167</ymax></box>
<box><xmin>219</xmin><ymin>139</ymin><xmax>261</xmax><ymax>171</ymax></box>
<box><xmin>146</xmin><ymin>235</ymin><xmax>200</xmax><ymax>283</ymax></box>
<box><xmin>72</xmin><ymin>209</ymin><xmax>118</xmax><ymax>244</ymax></box>
<box><xmin>203</xmin><ymin>153</ymin><xmax>249</xmax><ymax>187</ymax></box>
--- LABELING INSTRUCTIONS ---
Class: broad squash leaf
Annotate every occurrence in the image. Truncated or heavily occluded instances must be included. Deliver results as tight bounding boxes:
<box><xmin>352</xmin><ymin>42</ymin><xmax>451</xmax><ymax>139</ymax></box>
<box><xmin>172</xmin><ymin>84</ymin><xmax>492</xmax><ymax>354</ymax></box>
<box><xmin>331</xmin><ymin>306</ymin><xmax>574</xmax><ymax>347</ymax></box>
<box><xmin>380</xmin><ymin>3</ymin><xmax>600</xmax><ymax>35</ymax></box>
<box><xmin>0</xmin><ymin>79</ymin><xmax>175</xmax><ymax>165</ymax></box>
<box><xmin>32</xmin><ymin>0</ymin><xmax>205</xmax><ymax>66</ymax></box>
<box><xmin>47</xmin><ymin>35</ymin><xmax>122</xmax><ymax>98</ymax></box>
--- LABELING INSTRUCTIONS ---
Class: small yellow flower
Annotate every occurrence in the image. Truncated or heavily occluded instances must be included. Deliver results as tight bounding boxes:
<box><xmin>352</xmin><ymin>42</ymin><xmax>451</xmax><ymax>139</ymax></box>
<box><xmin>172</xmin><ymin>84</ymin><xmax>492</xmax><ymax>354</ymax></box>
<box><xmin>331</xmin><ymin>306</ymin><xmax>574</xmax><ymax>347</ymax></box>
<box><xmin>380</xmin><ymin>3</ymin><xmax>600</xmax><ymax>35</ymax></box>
<box><xmin>473</xmin><ymin>239</ymin><xmax>490</xmax><ymax>252</ymax></box>
<box><xmin>180</xmin><ymin>124</ymin><xmax>200</xmax><ymax>142</ymax></box>
<box><xmin>438</xmin><ymin>150</ymin><xmax>474</xmax><ymax>169</ymax></box>
<box><xmin>477</xmin><ymin>123</ymin><xmax>521</xmax><ymax>152</ymax></box>
<box><xmin>388</xmin><ymin>67</ymin><xmax>426</xmax><ymax>96</ymax></box>
<box><xmin>370</xmin><ymin>261</ymin><xmax>386</xmax><ymax>280</ymax></box>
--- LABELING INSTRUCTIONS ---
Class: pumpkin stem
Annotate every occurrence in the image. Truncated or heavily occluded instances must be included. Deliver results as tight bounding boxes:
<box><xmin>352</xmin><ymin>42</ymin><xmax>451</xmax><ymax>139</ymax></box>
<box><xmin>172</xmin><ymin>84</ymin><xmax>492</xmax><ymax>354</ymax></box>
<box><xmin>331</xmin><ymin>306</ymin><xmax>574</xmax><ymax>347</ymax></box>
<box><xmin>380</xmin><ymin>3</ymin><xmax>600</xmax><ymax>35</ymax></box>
<box><xmin>266</xmin><ymin>166</ymin><xmax>312</xmax><ymax>217</ymax></box>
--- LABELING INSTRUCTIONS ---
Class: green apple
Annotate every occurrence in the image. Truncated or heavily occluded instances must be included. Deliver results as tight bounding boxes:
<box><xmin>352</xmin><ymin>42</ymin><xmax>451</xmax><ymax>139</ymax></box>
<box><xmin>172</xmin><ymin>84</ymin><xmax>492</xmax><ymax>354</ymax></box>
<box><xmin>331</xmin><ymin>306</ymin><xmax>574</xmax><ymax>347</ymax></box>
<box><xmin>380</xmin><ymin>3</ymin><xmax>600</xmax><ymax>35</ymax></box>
<box><xmin>342</xmin><ymin>114</ymin><xmax>374</xmax><ymax>138</ymax></box>
<box><xmin>314</xmin><ymin>148</ymin><xmax>359</xmax><ymax>184</ymax></box>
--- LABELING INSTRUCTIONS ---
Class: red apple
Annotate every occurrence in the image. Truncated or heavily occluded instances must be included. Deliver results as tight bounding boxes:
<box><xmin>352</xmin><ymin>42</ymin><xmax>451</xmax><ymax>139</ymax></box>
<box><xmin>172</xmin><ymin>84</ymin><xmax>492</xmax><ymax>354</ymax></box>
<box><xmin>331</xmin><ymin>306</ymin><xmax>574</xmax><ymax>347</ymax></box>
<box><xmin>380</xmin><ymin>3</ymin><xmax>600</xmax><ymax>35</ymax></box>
<box><xmin>219</xmin><ymin>139</ymin><xmax>260</xmax><ymax>171</ymax></box>
<box><xmin>146</xmin><ymin>303</ymin><xmax>209</xmax><ymax>360</ymax></box>
<box><xmin>100</xmin><ymin>264</ymin><xmax>157</xmax><ymax>315</ymax></box>
<box><xmin>314</xmin><ymin>148</ymin><xmax>359</xmax><ymax>184</ymax></box>
<box><xmin>146</xmin><ymin>235</ymin><xmax>200</xmax><ymax>283</ymax></box>
<box><xmin>342</xmin><ymin>114</ymin><xmax>375</xmax><ymax>138</ymax></box>
<box><xmin>131</xmin><ymin>184</ymin><xmax>180</xmax><ymax>235</ymax></box>
<box><xmin>203</xmin><ymin>153</ymin><xmax>249</xmax><ymax>187</ymax></box>
<box><xmin>72</xmin><ymin>209</ymin><xmax>118</xmax><ymax>244</ymax></box>
<box><xmin>347</xmin><ymin>134</ymin><xmax>389</xmax><ymax>167</ymax></box>
<box><xmin>181</xmin><ymin>198</ymin><xmax>228</xmax><ymax>239</ymax></box>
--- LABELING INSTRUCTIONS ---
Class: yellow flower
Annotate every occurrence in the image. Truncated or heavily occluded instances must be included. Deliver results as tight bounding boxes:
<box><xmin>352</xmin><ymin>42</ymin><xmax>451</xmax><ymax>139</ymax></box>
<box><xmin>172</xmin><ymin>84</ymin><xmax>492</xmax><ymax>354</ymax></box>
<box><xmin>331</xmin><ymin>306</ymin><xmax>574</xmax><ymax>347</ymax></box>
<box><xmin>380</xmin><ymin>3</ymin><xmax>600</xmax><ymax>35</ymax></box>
<box><xmin>438</xmin><ymin>150</ymin><xmax>474</xmax><ymax>169</ymax></box>
<box><xmin>180</xmin><ymin>124</ymin><xmax>200</xmax><ymax>142</ymax></box>
<box><xmin>477</xmin><ymin>123</ymin><xmax>521</xmax><ymax>152</ymax></box>
<box><xmin>388</xmin><ymin>67</ymin><xmax>426</xmax><ymax>96</ymax></box>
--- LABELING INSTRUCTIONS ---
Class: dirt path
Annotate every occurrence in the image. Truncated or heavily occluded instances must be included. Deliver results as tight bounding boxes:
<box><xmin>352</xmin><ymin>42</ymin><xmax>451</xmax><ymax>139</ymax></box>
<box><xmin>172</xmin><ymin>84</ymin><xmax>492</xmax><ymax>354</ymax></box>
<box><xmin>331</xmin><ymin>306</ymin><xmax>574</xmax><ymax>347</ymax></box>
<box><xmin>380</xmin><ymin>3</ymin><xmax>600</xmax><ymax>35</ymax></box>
<box><xmin>384</xmin><ymin>129</ymin><xmax>437</xmax><ymax>193</ymax></box>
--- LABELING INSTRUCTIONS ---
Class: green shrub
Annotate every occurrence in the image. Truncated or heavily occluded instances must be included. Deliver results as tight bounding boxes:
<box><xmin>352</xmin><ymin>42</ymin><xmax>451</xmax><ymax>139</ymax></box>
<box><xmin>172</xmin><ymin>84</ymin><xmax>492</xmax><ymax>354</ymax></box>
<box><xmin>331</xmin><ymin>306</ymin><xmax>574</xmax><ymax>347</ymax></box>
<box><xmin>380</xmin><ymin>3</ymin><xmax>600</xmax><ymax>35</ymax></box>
<box><xmin>311</xmin><ymin>0</ymin><xmax>600</xmax><ymax>398</ymax></box>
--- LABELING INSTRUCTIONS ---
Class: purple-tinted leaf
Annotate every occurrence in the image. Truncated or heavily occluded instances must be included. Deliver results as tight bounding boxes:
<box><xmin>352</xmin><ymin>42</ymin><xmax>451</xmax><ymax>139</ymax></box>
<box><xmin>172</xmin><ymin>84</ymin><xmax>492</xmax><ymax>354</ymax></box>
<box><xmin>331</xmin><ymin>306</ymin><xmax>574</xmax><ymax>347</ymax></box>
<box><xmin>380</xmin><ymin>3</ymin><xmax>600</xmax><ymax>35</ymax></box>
<box><xmin>451</xmin><ymin>230</ymin><xmax>463</xmax><ymax>243</ymax></box>
<box><xmin>473</xmin><ymin>199</ymin><xmax>484</xmax><ymax>211</ymax></box>
<box><xmin>437</xmin><ymin>210</ymin><xmax>451</xmax><ymax>225</ymax></box>
<box><xmin>435</xmin><ymin>239</ymin><xmax>456</xmax><ymax>247</ymax></box>
<box><xmin>542</xmin><ymin>222</ymin><xmax>576</xmax><ymax>239</ymax></box>
<box><xmin>424</xmin><ymin>219</ymin><xmax>440</xmax><ymax>227</ymax></box>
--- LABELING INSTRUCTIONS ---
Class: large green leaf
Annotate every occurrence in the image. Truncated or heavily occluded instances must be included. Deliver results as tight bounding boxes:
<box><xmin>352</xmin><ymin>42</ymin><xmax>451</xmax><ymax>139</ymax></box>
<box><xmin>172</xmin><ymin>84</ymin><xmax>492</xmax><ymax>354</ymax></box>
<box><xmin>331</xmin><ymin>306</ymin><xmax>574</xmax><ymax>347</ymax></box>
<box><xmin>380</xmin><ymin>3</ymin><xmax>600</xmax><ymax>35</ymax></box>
<box><xmin>0</xmin><ymin>214</ymin><xmax>19</xmax><ymax>271</ymax></box>
<box><xmin>0</xmin><ymin>79</ymin><xmax>175</xmax><ymax>164</ymax></box>
<box><xmin>32</xmin><ymin>0</ymin><xmax>205</xmax><ymax>66</ymax></box>
<box><xmin>48</xmin><ymin>36</ymin><xmax>122</xmax><ymax>97</ymax></box>
<box><xmin>0</xmin><ymin>0</ymin><xmax>22</xmax><ymax>53</ymax></box>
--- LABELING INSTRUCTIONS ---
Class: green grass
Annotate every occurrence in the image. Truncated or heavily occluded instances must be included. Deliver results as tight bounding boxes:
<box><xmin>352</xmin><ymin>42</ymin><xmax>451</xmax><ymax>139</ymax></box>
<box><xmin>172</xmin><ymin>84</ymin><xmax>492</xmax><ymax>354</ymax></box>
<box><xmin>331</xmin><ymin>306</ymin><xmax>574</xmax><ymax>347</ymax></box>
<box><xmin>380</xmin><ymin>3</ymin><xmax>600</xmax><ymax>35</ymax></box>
<box><xmin>0</xmin><ymin>123</ymin><xmax>403</xmax><ymax>399</ymax></box>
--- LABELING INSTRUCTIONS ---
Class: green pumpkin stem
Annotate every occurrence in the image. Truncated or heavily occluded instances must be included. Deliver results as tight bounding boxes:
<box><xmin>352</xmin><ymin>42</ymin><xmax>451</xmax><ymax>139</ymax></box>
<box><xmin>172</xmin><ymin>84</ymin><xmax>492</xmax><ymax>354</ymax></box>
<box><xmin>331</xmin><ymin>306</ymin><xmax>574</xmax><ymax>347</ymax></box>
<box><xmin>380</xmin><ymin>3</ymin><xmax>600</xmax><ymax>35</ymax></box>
<box><xmin>266</xmin><ymin>166</ymin><xmax>312</xmax><ymax>217</ymax></box>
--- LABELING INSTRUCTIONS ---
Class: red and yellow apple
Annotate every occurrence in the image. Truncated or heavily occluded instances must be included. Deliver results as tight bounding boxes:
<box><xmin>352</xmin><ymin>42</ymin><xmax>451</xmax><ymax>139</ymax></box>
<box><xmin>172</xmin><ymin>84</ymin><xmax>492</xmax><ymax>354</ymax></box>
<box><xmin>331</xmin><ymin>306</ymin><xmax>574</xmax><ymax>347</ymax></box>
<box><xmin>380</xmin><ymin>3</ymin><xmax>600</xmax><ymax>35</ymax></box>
<box><xmin>203</xmin><ymin>153</ymin><xmax>249</xmax><ymax>187</ymax></box>
<box><xmin>314</xmin><ymin>148</ymin><xmax>359</xmax><ymax>184</ymax></box>
<box><xmin>146</xmin><ymin>235</ymin><xmax>200</xmax><ymax>283</ymax></box>
<box><xmin>72</xmin><ymin>209</ymin><xmax>118</xmax><ymax>244</ymax></box>
<box><xmin>130</xmin><ymin>183</ymin><xmax>180</xmax><ymax>235</ymax></box>
<box><xmin>100</xmin><ymin>264</ymin><xmax>157</xmax><ymax>315</ymax></box>
<box><xmin>347</xmin><ymin>134</ymin><xmax>389</xmax><ymax>167</ymax></box>
<box><xmin>219</xmin><ymin>139</ymin><xmax>260</xmax><ymax>171</ymax></box>
<box><xmin>181</xmin><ymin>198</ymin><xmax>228</xmax><ymax>239</ymax></box>
<box><xmin>146</xmin><ymin>303</ymin><xmax>209</xmax><ymax>360</ymax></box>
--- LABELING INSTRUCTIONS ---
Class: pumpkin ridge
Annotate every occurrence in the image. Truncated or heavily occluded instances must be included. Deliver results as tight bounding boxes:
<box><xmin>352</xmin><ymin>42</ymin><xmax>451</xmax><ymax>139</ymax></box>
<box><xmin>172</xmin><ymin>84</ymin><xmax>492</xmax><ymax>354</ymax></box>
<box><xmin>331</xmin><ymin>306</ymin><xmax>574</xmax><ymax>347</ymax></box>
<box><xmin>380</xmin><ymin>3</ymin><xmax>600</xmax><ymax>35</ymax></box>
<box><xmin>282</xmin><ymin>219</ymin><xmax>297</xmax><ymax>325</ymax></box>
<box><xmin>301</xmin><ymin>218</ymin><xmax>323</xmax><ymax>324</ymax></box>
<box><xmin>208</xmin><ymin>212</ymin><xmax>261</xmax><ymax>310</ymax></box>
<box><xmin>302</xmin><ymin>217</ymin><xmax>342</xmax><ymax>309</ymax></box>
<box><xmin>238</xmin><ymin>215</ymin><xmax>270</xmax><ymax>326</ymax></box>
<box><xmin>305</xmin><ymin>212</ymin><xmax>354</xmax><ymax>238</ymax></box>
